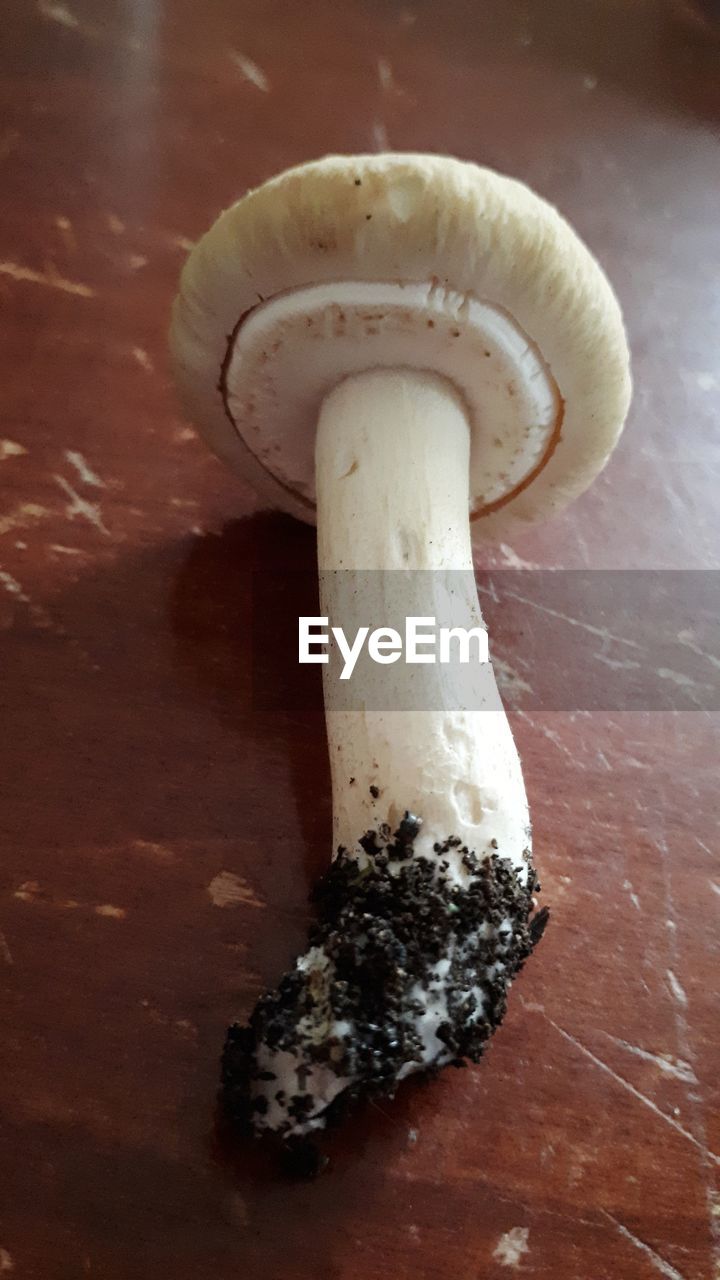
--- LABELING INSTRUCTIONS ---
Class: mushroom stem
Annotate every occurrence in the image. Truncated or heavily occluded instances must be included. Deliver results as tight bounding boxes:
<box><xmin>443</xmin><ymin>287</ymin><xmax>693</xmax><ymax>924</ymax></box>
<box><xmin>221</xmin><ymin>370</ymin><xmax>542</xmax><ymax>1140</ymax></box>
<box><xmin>316</xmin><ymin>368</ymin><xmax>530</xmax><ymax>881</ymax></box>
<box><xmin>317</xmin><ymin>368</ymin><xmax>474</xmax><ymax>573</ymax></box>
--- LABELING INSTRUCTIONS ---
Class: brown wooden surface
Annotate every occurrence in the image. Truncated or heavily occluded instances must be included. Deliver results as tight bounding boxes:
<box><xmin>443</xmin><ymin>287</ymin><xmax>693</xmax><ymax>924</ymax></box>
<box><xmin>1</xmin><ymin>2</ymin><xmax>719</xmax><ymax>1277</ymax></box>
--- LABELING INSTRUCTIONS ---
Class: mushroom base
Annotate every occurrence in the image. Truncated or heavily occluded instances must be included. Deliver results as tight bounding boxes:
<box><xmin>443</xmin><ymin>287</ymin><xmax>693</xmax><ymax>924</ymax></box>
<box><xmin>221</xmin><ymin>819</ymin><xmax>548</xmax><ymax>1150</ymax></box>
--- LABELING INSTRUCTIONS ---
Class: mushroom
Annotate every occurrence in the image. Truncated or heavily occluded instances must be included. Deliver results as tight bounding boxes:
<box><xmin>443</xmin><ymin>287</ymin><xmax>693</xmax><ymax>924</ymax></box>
<box><xmin>170</xmin><ymin>154</ymin><xmax>631</xmax><ymax>1144</ymax></box>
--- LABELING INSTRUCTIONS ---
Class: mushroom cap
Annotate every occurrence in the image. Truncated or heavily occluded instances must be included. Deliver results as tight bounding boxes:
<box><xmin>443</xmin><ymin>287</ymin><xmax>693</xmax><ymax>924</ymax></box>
<box><xmin>170</xmin><ymin>153</ymin><xmax>631</xmax><ymax>538</ymax></box>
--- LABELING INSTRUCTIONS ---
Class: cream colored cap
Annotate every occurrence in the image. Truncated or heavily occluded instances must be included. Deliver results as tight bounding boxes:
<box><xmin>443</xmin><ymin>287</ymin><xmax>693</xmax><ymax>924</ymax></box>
<box><xmin>170</xmin><ymin>153</ymin><xmax>631</xmax><ymax>538</ymax></box>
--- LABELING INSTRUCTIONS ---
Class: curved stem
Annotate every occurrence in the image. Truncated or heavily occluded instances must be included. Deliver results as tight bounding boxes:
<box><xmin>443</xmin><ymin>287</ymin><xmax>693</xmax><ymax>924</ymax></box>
<box><xmin>316</xmin><ymin>369</ymin><xmax>530</xmax><ymax>878</ymax></box>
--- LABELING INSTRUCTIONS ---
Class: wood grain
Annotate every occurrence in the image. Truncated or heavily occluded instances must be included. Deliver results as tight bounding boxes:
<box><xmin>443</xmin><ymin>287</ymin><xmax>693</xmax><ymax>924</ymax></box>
<box><xmin>1</xmin><ymin>1</ymin><xmax>718</xmax><ymax>1277</ymax></box>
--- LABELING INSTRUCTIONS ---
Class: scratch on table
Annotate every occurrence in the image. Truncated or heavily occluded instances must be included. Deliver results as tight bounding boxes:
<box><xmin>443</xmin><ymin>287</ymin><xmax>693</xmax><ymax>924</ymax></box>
<box><xmin>492</xmin><ymin>1227</ymin><xmax>530</xmax><ymax>1268</ymax></box>
<box><xmin>0</xmin><ymin>569</ymin><xmax>32</xmax><ymax>605</ymax></box>
<box><xmin>377</xmin><ymin>57</ymin><xmax>395</xmax><ymax>91</ymax></box>
<box><xmin>657</xmin><ymin>832</ymin><xmax>720</xmax><ymax>1268</ymax></box>
<box><xmin>14</xmin><ymin>881</ymin><xmax>126</xmax><ymax>918</ymax></box>
<box><xmin>656</xmin><ymin>666</ymin><xmax>711</xmax><ymax>698</ymax></box>
<box><xmin>140</xmin><ymin>1001</ymin><xmax>197</xmax><ymax>1039</ymax></box>
<box><xmin>132</xmin><ymin>346</ymin><xmax>154</xmax><ymax>373</ymax></box>
<box><xmin>38</xmin><ymin>2</ymin><xmax>149</xmax><ymax>54</ymax></box>
<box><xmin>106</xmin><ymin>213</ymin><xmax>125</xmax><ymax>234</ymax></box>
<box><xmin>55</xmin><ymin>214</ymin><xmax>76</xmax><ymax>252</ymax></box>
<box><xmin>229</xmin><ymin>51</ymin><xmax>270</xmax><ymax>92</ymax></box>
<box><xmin>168</xmin><ymin>232</ymin><xmax>194</xmax><ymax>252</ymax></box>
<box><xmin>131</xmin><ymin>838</ymin><xmax>175</xmax><ymax>863</ymax></box>
<box><xmin>476</xmin><ymin>576</ymin><xmax>500</xmax><ymax>604</ymax></box>
<box><xmin>0</xmin><ymin>501</ymin><xmax>48</xmax><ymax>537</ymax></box>
<box><xmin>492</xmin><ymin>657</ymin><xmax>532</xmax><ymax>702</ymax></box>
<box><xmin>598</xmin><ymin>1032</ymin><xmax>697</xmax><ymax>1084</ymax></box>
<box><xmin>0</xmin><ymin>1247</ymin><xmax>14</xmax><ymax>1273</ymax></box>
<box><xmin>542</xmin><ymin>1014</ymin><xmax>720</xmax><ymax>1166</ymax></box>
<box><xmin>516</xmin><ymin>710</ymin><xmax>577</xmax><ymax>762</ymax></box>
<box><xmin>372</xmin><ymin>120</ymin><xmax>390</xmax><ymax>150</ymax></box>
<box><xmin>500</xmin><ymin>587</ymin><xmax>643</xmax><ymax>650</ymax></box>
<box><xmin>0</xmin><ymin>259</ymin><xmax>95</xmax><ymax>297</ymax></box>
<box><xmin>676</xmin><ymin>630</ymin><xmax>720</xmax><ymax>673</ymax></box>
<box><xmin>207</xmin><ymin>870</ymin><xmax>265</xmax><ymax>909</ymax></box>
<box><xmin>13</xmin><ymin>881</ymin><xmax>39</xmax><ymax>902</ymax></box>
<box><xmin>519</xmin><ymin>996</ymin><xmax>545</xmax><ymax>1014</ymax></box>
<box><xmin>593</xmin><ymin>651</ymin><xmax>641</xmax><ymax>672</ymax></box>
<box><xmin>54</xmin><ymin>474</ymin><xmax>110</xmax><ymax>535</ymax></box>
<box><xmin>666</xmin><ymin>970</ymin><xmax>688</xmax><ymax>1007</ymax></box>
<box><xmin>37</xmin><ymin>0</ymin><xmax>78</xmax><ymax>28</ymax></box>
<box><xmin>601</xmin><ymin>1211</ymin><xmax>686</xmax><ymax>1279</ymax></box>
<box><xmin>0</xmin><ymin>567</ymin><xmax>58</xmax><ymax>632</ymax></box>
<box><xmin>568</xmin><ymin>1148</ymin><xmax>596</xmax><ymax>1188</ymax></box>
<box><xmin>497</xmin><ymin>542</ymin><xmax>540</xmax><ymax>570</ymax></box>
<box><xmin>570</xmin><ymin>526</ymin><xmax>592</xmax><ymax>566</ymax></box>
<box><xmin>622</xmin><ymin>879</ymin><xmax>641</xmax><ymax>910</ymax></box>
<box><xmin>64</xmin><ymin>450</ymin><xmax>105</xmax><ymax>489</ymax></box>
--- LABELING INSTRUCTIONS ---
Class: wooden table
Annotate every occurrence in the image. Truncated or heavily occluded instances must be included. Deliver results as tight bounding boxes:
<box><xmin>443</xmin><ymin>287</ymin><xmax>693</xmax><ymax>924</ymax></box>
<box><xmin>1</xmin><ymin>2</ymin><xmax>718</xmax><ymax>1276</ymax></box>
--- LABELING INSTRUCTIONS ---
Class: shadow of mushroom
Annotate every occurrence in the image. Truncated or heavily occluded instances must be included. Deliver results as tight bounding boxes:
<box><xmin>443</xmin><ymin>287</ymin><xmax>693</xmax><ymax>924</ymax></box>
<box><xmin>168</xmin><ymin>511</ymin><xmax>331</xmax><ymax>891</ymax></box>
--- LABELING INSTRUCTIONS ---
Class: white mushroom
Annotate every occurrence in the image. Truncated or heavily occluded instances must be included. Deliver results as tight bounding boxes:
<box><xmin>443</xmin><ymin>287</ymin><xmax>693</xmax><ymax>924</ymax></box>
<box><xmin>170</xmin><ymin>154</ymin><xmax>631</xmax><ymax>1146</ymax></box>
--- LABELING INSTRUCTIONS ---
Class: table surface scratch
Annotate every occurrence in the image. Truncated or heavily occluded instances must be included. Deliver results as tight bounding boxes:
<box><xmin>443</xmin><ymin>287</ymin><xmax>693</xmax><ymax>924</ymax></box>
<box><xmin>0</xmin><ymin>1</ymin><xmax>718</xmax><ymax>1277</ymax></box>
